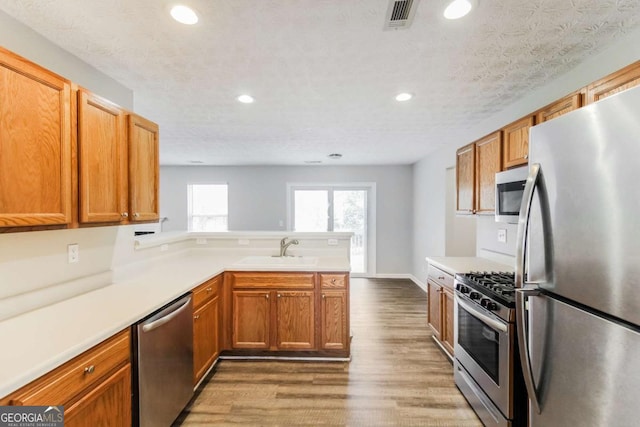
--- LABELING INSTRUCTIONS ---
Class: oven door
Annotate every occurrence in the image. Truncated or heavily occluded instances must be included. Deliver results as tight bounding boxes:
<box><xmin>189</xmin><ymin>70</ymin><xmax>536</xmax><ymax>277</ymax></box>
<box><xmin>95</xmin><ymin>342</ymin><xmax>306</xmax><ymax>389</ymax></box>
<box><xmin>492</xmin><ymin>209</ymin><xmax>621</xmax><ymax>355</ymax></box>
<box><xmin>454</xmin><ymin>294</ymin><xmax>514</xmax><ymax>418</ymax></box>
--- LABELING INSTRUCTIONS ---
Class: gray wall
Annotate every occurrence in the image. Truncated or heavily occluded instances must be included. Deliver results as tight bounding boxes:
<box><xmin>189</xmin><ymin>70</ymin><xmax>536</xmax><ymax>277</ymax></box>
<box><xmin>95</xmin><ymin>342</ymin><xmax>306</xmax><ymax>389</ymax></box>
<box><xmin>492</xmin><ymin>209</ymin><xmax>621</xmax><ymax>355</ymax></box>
<box><xmin>160</xmin><ymin>165</ymin><xmax>413</xmax><ymax>274</ymax></box>
<box><xmin>0</xmin><ymin>10</ymin><xmax>133</xmax><ymax>109</ymax></box>
<box><xmin>412</xmin><ymin>26</ymin><xmax>640</xmax><ymax>281</ymax></box>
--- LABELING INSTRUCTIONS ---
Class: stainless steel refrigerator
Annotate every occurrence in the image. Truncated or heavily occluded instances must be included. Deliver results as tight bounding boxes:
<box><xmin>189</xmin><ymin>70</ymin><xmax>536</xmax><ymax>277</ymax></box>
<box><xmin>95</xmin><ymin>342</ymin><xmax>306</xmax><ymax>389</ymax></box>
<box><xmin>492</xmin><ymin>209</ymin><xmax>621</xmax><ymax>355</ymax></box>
<box><xmin>515</xmin><ymin>85</ymin><xmax>640</xmax><ymax>426</ymax></box>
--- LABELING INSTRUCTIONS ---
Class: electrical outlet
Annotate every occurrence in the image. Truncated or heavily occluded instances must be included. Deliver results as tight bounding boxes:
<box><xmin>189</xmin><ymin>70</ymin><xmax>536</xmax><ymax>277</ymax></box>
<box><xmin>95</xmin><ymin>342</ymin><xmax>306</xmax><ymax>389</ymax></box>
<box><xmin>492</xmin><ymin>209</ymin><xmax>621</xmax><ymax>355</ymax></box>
<box><xmin>498</xmin><ymin>229</ymin><xmax>507</xmax><ymax>243</ymax></box>
<box><xmin>328</xmin><ymin>238</ymin><xmax>338</xmax><ymax>246</ymax></box>
<box><xmin>160</xmin><ymin>244</ymin><xmax>169</xmax><ymax>252</ymax></box>
<box><xmin>68</xmin><ymin>244</ymin><xmax>79</xmax><ymax>263</ymax></box>
<box><xmin>278</xmin><ymin>220</ymin><xmax>284</xmax><ymax>227</ymax></box>
<box><xmin>196</xmin><ymin>238</ymin><xmax>207</xmax><ymax>245</ymax></box>
<box><xmin>238</xmin><ymin>239</ymin><xmax>250</xmax><ymax>246</ymax></box>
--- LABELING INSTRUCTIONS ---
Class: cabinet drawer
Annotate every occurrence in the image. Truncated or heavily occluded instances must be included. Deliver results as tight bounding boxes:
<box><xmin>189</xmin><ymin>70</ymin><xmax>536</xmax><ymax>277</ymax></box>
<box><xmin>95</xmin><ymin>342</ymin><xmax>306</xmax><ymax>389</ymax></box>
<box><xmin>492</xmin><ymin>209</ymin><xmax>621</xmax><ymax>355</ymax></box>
<box><xmin>192</xmin><ymin>275</ymin><xmax>221</xmax><ymax>308</ymax></box>
<box><xmin>427</xmin><ymin>266</ymin><xmax>454</xmax><ymax>290</ymax></box>
<box><xmin>320</xmin><ymin>273</ymin><xmax>348</xmax><ymax>289</ymax></box>
<box><xmin>228</xmin><ymin>272</ymin><xmax>315</xmax><ymax>289</ymax></box>
<box><xmin>7</xmin><ymin>329</ymin><xmax>130</xmax><ymax>406</ymax></box>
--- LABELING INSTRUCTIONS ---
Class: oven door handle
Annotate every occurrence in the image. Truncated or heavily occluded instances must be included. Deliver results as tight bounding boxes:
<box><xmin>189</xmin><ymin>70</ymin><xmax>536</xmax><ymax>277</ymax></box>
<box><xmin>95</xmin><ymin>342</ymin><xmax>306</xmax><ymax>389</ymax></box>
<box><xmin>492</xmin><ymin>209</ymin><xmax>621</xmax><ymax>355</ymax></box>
<box><xmin>455</xmin><ymin>296</ymin><xmax>507</xmax><ymax>333</ymax></box>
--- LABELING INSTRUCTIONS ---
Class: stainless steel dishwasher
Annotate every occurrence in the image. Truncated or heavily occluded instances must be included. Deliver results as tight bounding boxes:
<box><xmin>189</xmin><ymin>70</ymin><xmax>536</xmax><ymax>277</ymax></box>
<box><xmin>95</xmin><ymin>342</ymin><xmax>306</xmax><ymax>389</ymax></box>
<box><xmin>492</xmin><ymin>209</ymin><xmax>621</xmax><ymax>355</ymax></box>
<box><xmin>135</xmin><ymin>294</ymin><xmax>194</xmax><ymax>427</ymax></box>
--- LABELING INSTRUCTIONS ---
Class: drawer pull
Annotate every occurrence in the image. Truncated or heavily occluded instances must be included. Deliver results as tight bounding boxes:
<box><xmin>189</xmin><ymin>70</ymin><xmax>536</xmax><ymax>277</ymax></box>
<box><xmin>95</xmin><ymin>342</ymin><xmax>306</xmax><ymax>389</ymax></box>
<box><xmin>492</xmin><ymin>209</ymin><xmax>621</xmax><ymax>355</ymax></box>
<box><xmin>206</xmin><ymin>287</ymin><xmax>212</xmax><ymax>292</ymax></box>
<box><xmin>84</xmin><ymin>365</ymin><xmax>95</xmax><ymax>375</ymax></box>
<box><xmin>265</xmin><ymin>293</ymin><xmax>269</xmax><ymax>299</ymax></box>
<box><xmin>194</xmin><ymin>314</ymin><xmax>200</xmax><ymax>320</ymax></box>
<box><xmin>438</xmin><ymin>276</ymin><xmax>445</xmax><ymax>280</ymax></box>
<box><xmin>277</xmin><ymin>294</ymin><xmax>281</xmax><ymax>298</ymax></box>
<box><xmin>331</xmin><ymin>278</ymin><xmax>336</xmax><ymax>284</ymax></box>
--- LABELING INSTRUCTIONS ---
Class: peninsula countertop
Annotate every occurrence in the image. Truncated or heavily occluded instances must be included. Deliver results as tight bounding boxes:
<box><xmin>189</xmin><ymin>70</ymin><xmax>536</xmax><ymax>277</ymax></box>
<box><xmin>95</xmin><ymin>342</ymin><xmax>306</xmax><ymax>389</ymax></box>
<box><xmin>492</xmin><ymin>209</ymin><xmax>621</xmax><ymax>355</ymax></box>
<box><xmin>0</xmin><ymin>250</ymin><xmax>350</xmax><ymax>398</ymax></box>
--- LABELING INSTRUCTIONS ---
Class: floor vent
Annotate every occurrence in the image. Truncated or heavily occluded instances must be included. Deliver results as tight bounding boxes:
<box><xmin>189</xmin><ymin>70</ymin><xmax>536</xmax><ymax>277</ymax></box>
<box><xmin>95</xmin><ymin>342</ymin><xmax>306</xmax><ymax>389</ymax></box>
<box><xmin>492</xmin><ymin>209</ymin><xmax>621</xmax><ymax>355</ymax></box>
<box><xmin>384</xmin><ymin>0</ymin><xmax>420</xmax><ymax>30</ymax></box>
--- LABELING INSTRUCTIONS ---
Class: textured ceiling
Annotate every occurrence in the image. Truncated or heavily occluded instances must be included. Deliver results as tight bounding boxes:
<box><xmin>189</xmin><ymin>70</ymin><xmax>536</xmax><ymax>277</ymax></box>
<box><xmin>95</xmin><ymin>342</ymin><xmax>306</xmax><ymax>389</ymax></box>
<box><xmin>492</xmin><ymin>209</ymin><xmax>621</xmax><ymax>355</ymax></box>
<box><xmin>1</xmin><ymin>0</ymin><xmax>640</xmax><ymax>165</ymax></box>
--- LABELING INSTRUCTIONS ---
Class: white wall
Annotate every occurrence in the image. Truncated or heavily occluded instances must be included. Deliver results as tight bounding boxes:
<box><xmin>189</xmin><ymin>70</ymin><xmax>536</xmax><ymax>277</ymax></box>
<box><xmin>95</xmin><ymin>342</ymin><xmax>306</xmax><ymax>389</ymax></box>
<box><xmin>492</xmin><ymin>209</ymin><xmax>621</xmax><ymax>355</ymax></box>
<box><xmin>412</xmin><ymin>26</ymin><xmax>640</xmax><ymax>281</ymax></box>
<box><xmin>160</xmin><ymin>165</ymin><xmax>413</xmax><ymax>274</ymax></box>
<box><xmin>0</xmin><ymin>10</ymin><xmax>132</xmax><ymax>109</ymax></box>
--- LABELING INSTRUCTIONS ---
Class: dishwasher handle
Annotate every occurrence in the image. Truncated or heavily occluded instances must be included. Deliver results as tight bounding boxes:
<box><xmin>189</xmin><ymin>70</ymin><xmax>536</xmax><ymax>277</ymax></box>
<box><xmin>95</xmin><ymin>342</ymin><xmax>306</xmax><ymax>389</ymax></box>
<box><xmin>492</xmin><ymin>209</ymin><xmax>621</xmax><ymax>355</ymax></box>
<box><xmin>142</xmin><ymin>296</ymin><xmax>192</xmax><ymax>333</ymax></box>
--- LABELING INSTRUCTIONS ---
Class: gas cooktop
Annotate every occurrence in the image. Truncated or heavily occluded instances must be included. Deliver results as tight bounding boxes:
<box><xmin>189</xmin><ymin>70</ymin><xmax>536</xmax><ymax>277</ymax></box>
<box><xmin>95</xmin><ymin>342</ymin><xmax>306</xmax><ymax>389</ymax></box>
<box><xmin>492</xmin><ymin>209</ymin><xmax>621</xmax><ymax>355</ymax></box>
<box><xmin>455</xmin><ymin>271</ymin><xmax>516</xmax><ymax>308</ymax></box>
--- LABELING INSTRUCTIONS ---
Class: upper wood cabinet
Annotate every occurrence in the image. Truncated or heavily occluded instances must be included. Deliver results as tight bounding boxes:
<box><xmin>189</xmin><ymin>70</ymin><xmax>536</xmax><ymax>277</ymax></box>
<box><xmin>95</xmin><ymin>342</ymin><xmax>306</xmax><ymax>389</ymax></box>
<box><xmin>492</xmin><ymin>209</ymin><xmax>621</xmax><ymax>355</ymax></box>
<box><xmin>502</xmin><ymin>116</ymin><xmax>533</xmax><ymax>169</ymax></box>
<box><xmin>78</xmin><ymin>88</ymin><xmax>128</xmax><ymax>223</ymax></box>
<box><xmin>456</xmin><ymin>143</ymin><xmax>475</xmax><ymax>214</ymax></box>
<box><xmin>536</xmin><ymin>92</ymin><xmax>582</xmax><ymax>124</ymax></box>
<box><xmin>586</xmin><ymin>61</ymin><xmax>640</xmax><ymax>104</ymax></box>
<box><xmin>475</xmin><ymin>131</ymin><xmax>502</xmax><ymax>213</ymax></box>
<box><xmin>0</xmin><ymin>47</ymin><xmax>73</xmax><ymax>227</ymax></box>
<box><xmin>128</xmin><ymin>114</ymin><xmax>159</xmax><ymax>222</ymax></box>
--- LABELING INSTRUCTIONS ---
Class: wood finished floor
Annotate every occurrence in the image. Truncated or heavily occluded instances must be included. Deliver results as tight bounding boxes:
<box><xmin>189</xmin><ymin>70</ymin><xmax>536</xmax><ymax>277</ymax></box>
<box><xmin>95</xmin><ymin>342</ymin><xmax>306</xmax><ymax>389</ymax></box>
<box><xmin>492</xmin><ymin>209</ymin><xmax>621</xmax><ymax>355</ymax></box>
<box><xmin>174</xmin><ymin>278</ymin><xmax>481</xmax><ymax>426</ymax></box>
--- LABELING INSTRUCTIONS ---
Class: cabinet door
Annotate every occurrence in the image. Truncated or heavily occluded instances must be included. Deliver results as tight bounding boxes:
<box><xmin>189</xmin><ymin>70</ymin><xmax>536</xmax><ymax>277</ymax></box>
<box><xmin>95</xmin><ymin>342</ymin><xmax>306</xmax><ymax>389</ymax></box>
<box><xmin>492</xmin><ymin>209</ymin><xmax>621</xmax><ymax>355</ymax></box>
<box><xmin>586</xmin><ymin>61</ymin><xmax>640</xmax><ymax>104</ymax></box>
<box><xmin>78</xmin><ymin>89</ymin><xmax>127</xmax><ymax>223</ymax></box>
<box><xmin>441</xmin><ymin>288</ymin><xmax>455</xmax><ymax>357</ymax></box>
<box><xmin>0</xmin><ymin>48</ymin><xmax>72</xmax><ymax>227</ymax></box>
<box><xmin>232</xmin><ymin>290</ymin><xmax>270</xmax><ymax>349</ymax></box>
<box><xmin>475</xmin><ymin>131</ymin><xmax>502</xmax><ymax>213</ymax></box>
<box><xmin>456</xmin><ymin>143</ymin><xmax>475</xmax><ymax>214</ymax></box>
<box><xmin>320</xmin><ymin>290</ymin><xmax>348</xmax><ymax>351</ymax></box>
<box><xmin>502</xmin><ymin>117</ymin><xmax>532</xmax><ymax>169</ymax></box>
<box><xmin>536</xmin><ymin>93</ymin><xmax>582</xmax><ymax>124</ymax></box>
<box><xmin>128</xmin><ymin>114</ymin><xmax>159</xmax><ymax>222</ymax></box>
<box><xmin>64</xmin><ymin>364</ymin><xmax>131</xmax><ymax>427</ymax></box>
<box><xmin>427</xmin><ymin>281</ymin><xmax>442</xmax><ymax>341</ymax></box>
<box><xmin>276</xmin><ymin>291</ymin><xmax>315</xmax><ymax>350</ymax></box>
<box><xmin>193</xmin><ymin>295</ymin><xmax>220</xmax><ymax>384</ymax></box>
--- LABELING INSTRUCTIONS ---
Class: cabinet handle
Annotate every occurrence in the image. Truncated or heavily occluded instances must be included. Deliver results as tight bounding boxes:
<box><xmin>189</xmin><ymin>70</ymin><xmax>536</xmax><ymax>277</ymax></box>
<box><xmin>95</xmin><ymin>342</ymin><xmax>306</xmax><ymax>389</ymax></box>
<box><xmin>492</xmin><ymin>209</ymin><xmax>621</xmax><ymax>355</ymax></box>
<box><xmin>438</xmin><ymin>276</ymin><xmax>445</xmax><ymax>280</ymax></box>
<box><xmin>84</xmin><ymin>365</ymin><xmax>95</xmax><ymax>375</ymax></box>
<box><xmin>133</xmin><ymin>213</ymin><xmax>140</xmax><ymax>218</ymax></box>
<box><xmin>265</xmin><ymin>293</ymin><xmax>269</xmax><ymax>299</ymax></box>
<box><xmin>277</xmin><ymin>294</ymin><xmax>281</xmax><ymax>298</ymax></box>
<box><xmin>524</xmin><ymin>154</ymin><xmax>529</xmax><ymax>159</ymax></box>
<box><xmin>206</xmin><ymin>287</ymin><xmax>212</xmax><ymax>292</ymax></box>
<box><xmin>331</xmin><ymin>278</ymin><xmax>336</xmax><ymax>284</ymax></box>
<box><xmin>322</xmin><ymin>294</ymin><xmax>325</xmax><ymax>299</ymax></box>
<box><xmin>194</xmin><ymin>314</ymin><xmax>200</xmax><ymax>320</ymax></box>
<box><xmin>121</xmin><ymin>212</ymin><xmax>128</xmax><ymax>218</ymax></box>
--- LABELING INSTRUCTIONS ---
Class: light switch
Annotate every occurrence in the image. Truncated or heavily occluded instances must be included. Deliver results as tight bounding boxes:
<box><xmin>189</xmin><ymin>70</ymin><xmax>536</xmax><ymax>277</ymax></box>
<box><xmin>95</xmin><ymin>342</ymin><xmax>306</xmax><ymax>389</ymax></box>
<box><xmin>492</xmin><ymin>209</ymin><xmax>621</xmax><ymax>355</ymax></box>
<box><xmin>498</xmin><ymin>229</ymin><xmax>507</xmax><ymax>243</ymax></box>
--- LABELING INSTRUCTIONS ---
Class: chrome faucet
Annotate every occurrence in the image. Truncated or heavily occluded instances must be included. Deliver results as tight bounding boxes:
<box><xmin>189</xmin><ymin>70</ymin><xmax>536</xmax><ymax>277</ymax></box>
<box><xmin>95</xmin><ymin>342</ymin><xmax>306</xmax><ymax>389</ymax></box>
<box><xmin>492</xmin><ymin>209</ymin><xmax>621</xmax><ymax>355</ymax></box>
<box><xmin>279</xmin><ymin>237</ymin><xmax>299</xmax><ymax>257</ymax></box>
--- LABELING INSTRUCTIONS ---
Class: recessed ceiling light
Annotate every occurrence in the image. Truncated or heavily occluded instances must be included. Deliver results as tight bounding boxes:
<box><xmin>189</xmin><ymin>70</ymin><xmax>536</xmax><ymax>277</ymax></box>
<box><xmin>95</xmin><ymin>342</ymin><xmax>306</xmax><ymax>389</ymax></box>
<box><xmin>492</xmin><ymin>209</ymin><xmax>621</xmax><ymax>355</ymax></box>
<box><xmin>188</xmin><ymin>160</ymin><xmax>204</xmax><ymax>164</ymax></box>
<box><xmin>237</xmin><ymin>95</ymin><xmax>255</xmax><ymax>104</ymax></box>
<box><xmin>443</xmin><ymin>0</ymin><xmax>475</xmax><ymax>20</ymax></box>
<box><xmin>395</xmin><ymin>93</ymin><xmax>413</xmax><ymax>102</ymax></box>
<box><xmin>170</xmin><ymin>5</ymin><xmax>198</xmax><ymax>25</ymax></box>
<box><xmin>304</xmin><ymin>160</ymin><xmax>323</xmax><ymax>164</ymax></box>
<box><xmin>327</xmin><ymin>153</ymin><xmax>343</xmax><ymax>159</ymax></box>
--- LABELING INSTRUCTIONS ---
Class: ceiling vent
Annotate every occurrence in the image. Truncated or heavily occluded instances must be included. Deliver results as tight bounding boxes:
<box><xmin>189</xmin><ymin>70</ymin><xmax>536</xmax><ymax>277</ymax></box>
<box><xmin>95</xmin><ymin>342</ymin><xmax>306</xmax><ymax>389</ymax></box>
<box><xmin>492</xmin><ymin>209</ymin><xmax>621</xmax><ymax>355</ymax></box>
<box><xmin>384</xmin><ymin>0</ymin><xmax>421</xmax><ymax>30</ymax></box>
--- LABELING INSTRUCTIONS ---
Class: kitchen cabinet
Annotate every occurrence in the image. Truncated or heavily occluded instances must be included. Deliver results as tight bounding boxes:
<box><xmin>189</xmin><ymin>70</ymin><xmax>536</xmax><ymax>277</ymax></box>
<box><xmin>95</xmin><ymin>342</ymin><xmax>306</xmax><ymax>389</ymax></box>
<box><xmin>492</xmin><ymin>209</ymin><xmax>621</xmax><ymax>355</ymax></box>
<box><xmin>78</xmin><ymin>88</ymin><xmax>128</xmax><ymax>223</ymax></box>
<box><xmin>475</xmin><ymin>131</ymin><xmax>502</xmax><ymax>213</ymax></box>
<box><xmin>427</xmin><ymin>266</ymin><xmax>454</xmax><ymax>358</ymax></box>
<box><xmin>456</xmin><ymin>131</ymin><xmax>502</xmax><ymax>215</ymax></box>
<box><xmin>225</xmin><ymin>271</ymin><xmax>350</xmax><ymax>356</ymax></box>
<box><xmin>0</xmin><ymin>46</ymin><xmax>73</xmax><ymax>228</ymax></box>
<box><xmin>536</xmin><ymin>92</ymin><xmax>582</xmax><ymax>124</ymax></box>
<box><xmin>586</xmin><ymin>61</ymin><xmax>640</xmax><ymax>104</ymax></box>
<box><xmin>456</xmin><ymin>143</ymin><xmax>475</xmax><ymax>213</ymax></box>
<box><xmin>192</xmin><ymin>275</ymin><xmax>222</xmax><ymax>385</ymax></box>
<box><xmin>0</xmin><ymin>329</ymin><xmax>131</xmax><ymax>424</ymax></box>
<box><xmin>128</xmin><ymin>114</ymin><xmax>160</xmax><ymax>222</ymax></box>
<box><xmin>319</xmin><ymin>273</ymin><xmax>349</xmax><ymax>351</ymax></box>
<box><xmin>502</xmin><ymin>116</ymin><xmax>533</xmax><ymax>169</ymax></box>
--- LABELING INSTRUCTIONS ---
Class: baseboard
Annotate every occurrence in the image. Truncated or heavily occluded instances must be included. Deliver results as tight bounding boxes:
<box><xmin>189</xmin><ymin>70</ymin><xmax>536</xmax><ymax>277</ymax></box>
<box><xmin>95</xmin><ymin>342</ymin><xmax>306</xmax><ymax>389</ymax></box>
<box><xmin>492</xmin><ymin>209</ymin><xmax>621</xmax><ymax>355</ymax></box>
<box><xmin>358</xmin><ymin>273</ymin><xmax>427</xmax><ymax>293</ymax></box>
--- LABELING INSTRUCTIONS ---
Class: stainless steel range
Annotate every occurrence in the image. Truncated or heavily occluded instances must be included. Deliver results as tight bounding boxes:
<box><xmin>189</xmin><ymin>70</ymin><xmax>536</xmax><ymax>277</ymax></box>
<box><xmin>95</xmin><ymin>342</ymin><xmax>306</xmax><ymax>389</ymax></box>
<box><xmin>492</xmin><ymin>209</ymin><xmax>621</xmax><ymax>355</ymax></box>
<box><xmin>453</xmin><ymin>272</ymin><xmax>526</xmax><ymax>427</ymax></box>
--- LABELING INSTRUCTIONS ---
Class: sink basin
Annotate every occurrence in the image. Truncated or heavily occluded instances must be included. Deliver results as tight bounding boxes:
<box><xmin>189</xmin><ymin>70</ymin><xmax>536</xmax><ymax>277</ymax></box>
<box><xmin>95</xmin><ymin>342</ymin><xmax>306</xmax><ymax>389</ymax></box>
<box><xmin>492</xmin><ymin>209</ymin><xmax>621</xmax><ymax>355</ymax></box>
<box><xmin>233</xmin><ymin>255</ymin><xmax>319</xmax><ymax>267</ymax></box>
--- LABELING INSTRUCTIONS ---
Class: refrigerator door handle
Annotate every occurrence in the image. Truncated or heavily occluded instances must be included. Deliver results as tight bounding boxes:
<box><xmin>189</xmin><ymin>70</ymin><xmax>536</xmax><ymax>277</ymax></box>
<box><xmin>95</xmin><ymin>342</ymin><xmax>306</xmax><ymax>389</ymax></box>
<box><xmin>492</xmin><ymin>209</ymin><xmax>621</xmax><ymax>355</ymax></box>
<box><xmin>515</xmin><ymin>163</ymin><xmax>540</xmax><ymax>289</ymax></box>
<box><xmin>516</xmin><ymin>287</ymin><xmax>541</xmax><ymax>414</ymax></box>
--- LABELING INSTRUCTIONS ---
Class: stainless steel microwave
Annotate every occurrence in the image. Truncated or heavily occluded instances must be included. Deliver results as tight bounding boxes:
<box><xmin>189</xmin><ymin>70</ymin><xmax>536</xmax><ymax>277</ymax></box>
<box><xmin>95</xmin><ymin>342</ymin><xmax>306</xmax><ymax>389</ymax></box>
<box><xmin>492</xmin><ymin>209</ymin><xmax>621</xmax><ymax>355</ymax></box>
<box><xmin>495</xmin><ymin>166</ymin><xmax>528</xmax><ymax>223</ymax></box>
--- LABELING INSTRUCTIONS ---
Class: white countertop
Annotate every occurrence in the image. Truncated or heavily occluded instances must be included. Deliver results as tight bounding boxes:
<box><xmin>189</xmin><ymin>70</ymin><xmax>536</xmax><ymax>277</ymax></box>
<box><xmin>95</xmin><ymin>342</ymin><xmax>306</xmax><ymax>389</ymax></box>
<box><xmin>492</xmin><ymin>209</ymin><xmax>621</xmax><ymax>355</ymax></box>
<box><xmin>426</xmin><ymin>256</ymin><xmax>514</xmax><ymax>276</ymax></box>
<box><xmin>0</xmin><ymin>250</ymin><xmax>349</xmax><ymax>398</ymax></box>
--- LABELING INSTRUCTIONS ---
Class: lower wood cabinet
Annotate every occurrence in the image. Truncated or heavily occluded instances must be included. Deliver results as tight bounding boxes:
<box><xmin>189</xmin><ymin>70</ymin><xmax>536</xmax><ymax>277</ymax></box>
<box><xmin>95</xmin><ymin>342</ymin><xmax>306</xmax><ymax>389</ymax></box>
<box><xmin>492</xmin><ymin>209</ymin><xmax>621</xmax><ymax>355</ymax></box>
<box><xmin>192</xmin><ymin>275</ymin><xmax>222</xmax><ymax>385</ymax></box>
<box><xmin>0</xmin><ymin>329</ymin><xmax>131</xmax><ymax>425</ymax></box>
<box><xmin>427</xmin><ymin>266</ymin><xmax>454</xmax><ymax>358</ymax></box>
<box><xmin>226</xmin><ymin>271</ymin><xmax>350</xmax><ymax>356</ymax></box>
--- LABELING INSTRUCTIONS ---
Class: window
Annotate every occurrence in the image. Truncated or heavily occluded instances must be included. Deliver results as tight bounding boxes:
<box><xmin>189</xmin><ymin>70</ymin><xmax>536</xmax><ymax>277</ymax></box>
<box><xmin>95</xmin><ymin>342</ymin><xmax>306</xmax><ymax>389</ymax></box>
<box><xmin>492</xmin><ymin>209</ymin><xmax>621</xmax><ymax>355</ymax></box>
<box><xmin>188</xmin><ymin>184</ymin><xmax>228</xmax><ymax>231</ymax></box>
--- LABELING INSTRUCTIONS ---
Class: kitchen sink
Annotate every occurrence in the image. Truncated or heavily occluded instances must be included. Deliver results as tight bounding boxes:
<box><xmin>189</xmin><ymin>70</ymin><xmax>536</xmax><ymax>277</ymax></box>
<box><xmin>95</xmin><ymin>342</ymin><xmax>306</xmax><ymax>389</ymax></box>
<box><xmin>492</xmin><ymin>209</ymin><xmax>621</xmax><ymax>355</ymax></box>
<box><xmin>233</xmin><ymin>255</ymin><xmax>319</xmax><ymax>267</ymax></box>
